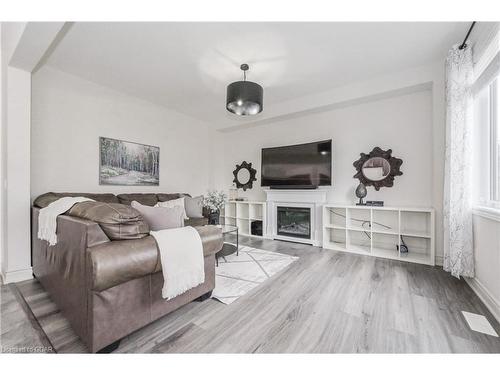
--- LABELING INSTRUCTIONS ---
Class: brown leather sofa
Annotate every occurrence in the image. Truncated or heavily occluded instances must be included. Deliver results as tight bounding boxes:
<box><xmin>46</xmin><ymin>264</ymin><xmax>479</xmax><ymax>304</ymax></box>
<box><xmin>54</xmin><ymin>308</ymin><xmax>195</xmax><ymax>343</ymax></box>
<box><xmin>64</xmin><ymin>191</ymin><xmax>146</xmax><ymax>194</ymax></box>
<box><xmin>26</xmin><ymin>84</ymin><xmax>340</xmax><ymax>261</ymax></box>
<box><xmin>31</xmin><ymin>192</ymin><xmax>223</xmax><ymax>352</ymax></box>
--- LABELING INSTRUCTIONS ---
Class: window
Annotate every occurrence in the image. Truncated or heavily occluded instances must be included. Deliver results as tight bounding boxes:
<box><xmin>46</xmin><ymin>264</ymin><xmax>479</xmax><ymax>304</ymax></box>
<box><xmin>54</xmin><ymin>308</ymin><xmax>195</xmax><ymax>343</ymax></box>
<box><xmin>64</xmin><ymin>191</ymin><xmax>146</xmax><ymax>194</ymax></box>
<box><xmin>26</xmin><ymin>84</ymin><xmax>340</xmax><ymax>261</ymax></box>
<box><xmin>491</xmin><ymin>79</ymin><xmax>499</xmax><ymax>202</ymax></box>
<box><xmin>474</xmin><ymin>74</ymin><xmax>500</xmax><ymax>209</ymax></box>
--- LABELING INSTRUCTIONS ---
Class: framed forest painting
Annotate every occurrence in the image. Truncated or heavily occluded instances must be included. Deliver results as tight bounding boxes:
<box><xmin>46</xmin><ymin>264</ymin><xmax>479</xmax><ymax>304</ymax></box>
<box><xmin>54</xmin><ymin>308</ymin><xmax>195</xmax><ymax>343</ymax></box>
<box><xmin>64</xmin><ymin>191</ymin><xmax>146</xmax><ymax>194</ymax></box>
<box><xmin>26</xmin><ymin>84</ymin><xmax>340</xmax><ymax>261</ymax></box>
<box><xmin>99</xmin><ymin>137</ymin><xmax>160</xmax><ymax>186</ymax></box>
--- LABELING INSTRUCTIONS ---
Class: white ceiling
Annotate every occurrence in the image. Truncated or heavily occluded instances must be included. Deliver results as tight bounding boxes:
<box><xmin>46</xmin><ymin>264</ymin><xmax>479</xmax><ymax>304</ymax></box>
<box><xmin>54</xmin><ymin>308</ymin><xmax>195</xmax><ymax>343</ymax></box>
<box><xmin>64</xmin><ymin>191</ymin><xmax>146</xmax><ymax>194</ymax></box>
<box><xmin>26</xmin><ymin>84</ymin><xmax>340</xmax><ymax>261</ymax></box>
<box><xmin>45</xmin><ymin>22</ymin><xmax>467</xmax><ymax>128</ymax></box>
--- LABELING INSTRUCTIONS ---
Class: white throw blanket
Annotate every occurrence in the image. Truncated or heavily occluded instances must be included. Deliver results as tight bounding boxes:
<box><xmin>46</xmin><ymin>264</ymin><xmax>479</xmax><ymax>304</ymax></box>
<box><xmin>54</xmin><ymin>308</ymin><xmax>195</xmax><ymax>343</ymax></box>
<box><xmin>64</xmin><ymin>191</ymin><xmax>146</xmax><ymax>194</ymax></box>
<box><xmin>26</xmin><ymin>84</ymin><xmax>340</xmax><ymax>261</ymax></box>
<box><xmin>150</xmin><ymin>226</ymin><xmax>205</xmax><ymax>300</ymax></box>
<box><xmin>38</xmin><ymin>197</ymin><xmax>94</xmax><ymax>246</ymax></box>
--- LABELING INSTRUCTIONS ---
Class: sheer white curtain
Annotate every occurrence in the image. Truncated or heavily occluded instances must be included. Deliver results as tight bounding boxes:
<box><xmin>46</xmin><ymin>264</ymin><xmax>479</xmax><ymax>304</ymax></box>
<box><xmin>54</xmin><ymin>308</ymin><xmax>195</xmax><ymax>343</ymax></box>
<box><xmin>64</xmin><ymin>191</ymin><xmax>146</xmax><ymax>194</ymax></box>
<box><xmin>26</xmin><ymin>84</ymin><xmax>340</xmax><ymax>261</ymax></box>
<box><xmin>443</xmin><ymin>44</ymin><xmax>474</xmax><ymax>278</ymax></box>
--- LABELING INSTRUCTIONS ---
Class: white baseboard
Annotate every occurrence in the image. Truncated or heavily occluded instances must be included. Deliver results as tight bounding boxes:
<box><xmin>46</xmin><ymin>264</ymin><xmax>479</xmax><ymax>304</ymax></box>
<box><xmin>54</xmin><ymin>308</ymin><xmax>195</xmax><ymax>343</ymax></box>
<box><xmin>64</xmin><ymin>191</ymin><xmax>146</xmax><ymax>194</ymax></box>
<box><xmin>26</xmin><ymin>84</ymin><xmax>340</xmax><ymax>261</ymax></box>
<box><xmin>435</xmin><ymin>255</ymin><xmax>443</xmax><ymax>266</ymax></box>
<box><xmin>1</xmin><ymin>267</ymin><xmax>33</xmax><ymax>284</ymax></box>
<box><xmin>465</xmin><ymin>277</ymin><xmax>500</xmax><ymax>324</ymax></box>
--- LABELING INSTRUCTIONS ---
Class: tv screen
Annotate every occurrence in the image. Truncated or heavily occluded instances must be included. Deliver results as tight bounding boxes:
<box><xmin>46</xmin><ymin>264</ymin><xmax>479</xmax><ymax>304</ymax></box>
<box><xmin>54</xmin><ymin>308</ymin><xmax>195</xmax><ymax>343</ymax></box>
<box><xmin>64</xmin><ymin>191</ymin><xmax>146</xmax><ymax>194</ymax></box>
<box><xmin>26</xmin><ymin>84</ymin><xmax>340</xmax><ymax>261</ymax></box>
<box><xmin>261</xmin><ymin>140</ymin><xmax>332</xmax><ymax>188</ymax></box>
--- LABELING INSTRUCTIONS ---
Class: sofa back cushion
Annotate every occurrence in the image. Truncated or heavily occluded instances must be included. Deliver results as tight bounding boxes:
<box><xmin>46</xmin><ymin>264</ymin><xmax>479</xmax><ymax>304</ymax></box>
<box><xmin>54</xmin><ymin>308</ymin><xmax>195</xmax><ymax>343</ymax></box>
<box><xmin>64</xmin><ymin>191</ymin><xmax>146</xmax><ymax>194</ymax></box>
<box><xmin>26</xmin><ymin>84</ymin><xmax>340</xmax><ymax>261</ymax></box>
<box><xmin>117</xmin><ymin>193</ymin><xmax>158</xmax><ymax>206</ymax></box>
<box><xmin>157</xmin><ymin>193</ymin><xmax>190</xmax><ymax>202</ymax></box>
<box><xmin>34</xmin><ymin>192</ymin><xmax>119</xmax><ymax>208</ymax></box>
<box><xmin>68</xmin><ymin>201</ymin><xmax>149</xmax><ymax>240</ymax></box>
<box><xmin>184</xmin><ymin>195</ymin><xmax>204</xmax><ymax>218</ymax></box>
<box><xmin>131</xmin><ymin>201</ymin><xmax>184</xmax><ymax>230</ymax></box>
<box><xmin>155</xmin><ymin>197</ymin><xmax>188</xmax><ymax>220</ymax></box>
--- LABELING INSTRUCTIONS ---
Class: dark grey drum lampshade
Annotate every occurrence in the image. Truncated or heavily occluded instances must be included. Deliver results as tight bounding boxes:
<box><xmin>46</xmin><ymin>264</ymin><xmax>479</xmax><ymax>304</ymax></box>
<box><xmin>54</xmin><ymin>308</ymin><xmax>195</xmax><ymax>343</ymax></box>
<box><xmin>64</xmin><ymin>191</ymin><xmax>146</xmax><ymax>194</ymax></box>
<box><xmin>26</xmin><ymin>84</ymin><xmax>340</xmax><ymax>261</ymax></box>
<box><xmin>226</xmin><ymin>64</ymin><xmax>263</xmax><ymax>116</ymax></box>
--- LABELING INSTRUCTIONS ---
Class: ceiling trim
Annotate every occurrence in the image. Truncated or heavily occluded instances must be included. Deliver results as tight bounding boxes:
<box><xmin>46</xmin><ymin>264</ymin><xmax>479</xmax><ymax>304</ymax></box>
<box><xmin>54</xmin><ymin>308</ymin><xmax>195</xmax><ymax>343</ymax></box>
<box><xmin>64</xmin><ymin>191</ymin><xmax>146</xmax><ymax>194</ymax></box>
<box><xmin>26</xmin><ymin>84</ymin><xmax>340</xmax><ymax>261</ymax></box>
<box><xmin>9</xmin><ymin>22</ymin><xmax>67</xmax><ymax>73</ymax></box>
<box><xmin>217</xmin><ymin>61</ymin><xmax>441</xmax><ymax>132</ymax></box>
<box><xmin>219</xmin><ymin>82</ymin><xmax>433</xmax><ymax>133</ymax></box>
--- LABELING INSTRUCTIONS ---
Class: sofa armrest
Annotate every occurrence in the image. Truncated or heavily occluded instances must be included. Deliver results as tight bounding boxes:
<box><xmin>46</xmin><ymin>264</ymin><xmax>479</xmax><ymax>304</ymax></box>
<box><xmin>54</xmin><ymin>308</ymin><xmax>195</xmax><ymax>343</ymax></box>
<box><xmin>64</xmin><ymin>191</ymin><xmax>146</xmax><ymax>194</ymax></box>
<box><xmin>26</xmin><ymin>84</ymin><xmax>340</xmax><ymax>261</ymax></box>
<box><xmin>31</xmin><ymin>207</ymin><xmax>110</xmax><ymax>343</ymax></box>
<box><xmin>88</xmin><ymin>226</ymin><xmax>223</xmax><ymax>292</ymax></box>
<box><xmin>88</xmin><ymin>236</ymin><xmax>159</xmax><ymax>291</ymax></box>
<box><xmin>195</xmin><ymin>225</ymin><xmax>223</xmax><ymax>256</ymax></box>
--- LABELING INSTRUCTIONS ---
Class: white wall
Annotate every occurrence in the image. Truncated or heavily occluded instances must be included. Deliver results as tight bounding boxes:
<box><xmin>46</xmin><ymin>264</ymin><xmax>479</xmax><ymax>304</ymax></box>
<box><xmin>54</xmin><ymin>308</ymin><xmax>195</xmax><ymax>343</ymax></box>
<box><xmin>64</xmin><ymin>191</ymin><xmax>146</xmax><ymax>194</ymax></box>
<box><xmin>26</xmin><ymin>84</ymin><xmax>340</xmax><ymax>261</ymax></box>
<box><xmin>470</xmin><ymin>215</ymin><xmax>500</xmax><ymax>322</ymax></box>
<box><xmin>1</xmin><ymin>22</ymin><xmax>33</xmax><ymax>284</ymax></box>
<box><xmin>1</xmin><ymin>24</ymin><xmax>4</xmax><ymax>276</ymax></box>
<box><xmin>5</xmin><ymin>66</ymin><xmax>31</xmax><ymax>279</ymax></box>
<box><xmin>31</xmin><ymin>66</ymin><xmax>213</xmax><ymax>199</ymax></box>
<box><xmin>214</xmin><ymin>88</ymin><xmax>440</xmax><ymax>252</ymax></box>
<box><xmin>215</xmin><ymin>89</ymin><xmax>433</xmax><ymax>203</ymax></box>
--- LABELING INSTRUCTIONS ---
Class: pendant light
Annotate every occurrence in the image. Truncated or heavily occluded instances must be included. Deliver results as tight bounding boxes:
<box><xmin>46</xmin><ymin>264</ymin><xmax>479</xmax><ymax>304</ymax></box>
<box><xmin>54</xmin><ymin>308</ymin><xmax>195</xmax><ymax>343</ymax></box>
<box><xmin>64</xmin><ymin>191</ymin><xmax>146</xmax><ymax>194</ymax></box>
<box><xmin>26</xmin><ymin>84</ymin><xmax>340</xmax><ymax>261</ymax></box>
<box><xmin>226</xmin><ymin>64</ymin><xmax>263</xmax><ymax>116</ymax></box>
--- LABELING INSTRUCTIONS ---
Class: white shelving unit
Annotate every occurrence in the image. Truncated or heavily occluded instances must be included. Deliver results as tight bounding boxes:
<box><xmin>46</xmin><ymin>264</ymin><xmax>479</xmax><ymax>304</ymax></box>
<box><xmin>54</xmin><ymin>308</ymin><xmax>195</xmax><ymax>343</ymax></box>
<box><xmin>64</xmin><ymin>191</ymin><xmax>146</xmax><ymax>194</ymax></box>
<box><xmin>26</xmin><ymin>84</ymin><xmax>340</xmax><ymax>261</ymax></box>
<box><xmin>220</xmin><ymin>201</ymin><xmax>267</xmax><ymax>238</ymax></box>
<box><xmin>323</xmin><ymin>204</ymin><xmax>435</xmax><ymax>266</ymax></box>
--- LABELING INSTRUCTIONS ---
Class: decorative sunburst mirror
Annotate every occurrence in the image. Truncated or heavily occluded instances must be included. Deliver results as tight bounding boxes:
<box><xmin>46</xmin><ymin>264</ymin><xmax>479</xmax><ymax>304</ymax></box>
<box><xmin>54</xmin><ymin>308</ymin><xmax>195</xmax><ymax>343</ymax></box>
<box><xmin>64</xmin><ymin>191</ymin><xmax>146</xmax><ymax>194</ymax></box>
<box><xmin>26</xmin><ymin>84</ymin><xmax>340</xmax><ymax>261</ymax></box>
<box><xmin>232</xmin><ymin>161</ymin><xmax>257</xmax><ymax>191</ymax></box>
<box><xmin>353</xmin><ymin>147</ymin><xmax>403</xmax><ymax>191</ymax></box>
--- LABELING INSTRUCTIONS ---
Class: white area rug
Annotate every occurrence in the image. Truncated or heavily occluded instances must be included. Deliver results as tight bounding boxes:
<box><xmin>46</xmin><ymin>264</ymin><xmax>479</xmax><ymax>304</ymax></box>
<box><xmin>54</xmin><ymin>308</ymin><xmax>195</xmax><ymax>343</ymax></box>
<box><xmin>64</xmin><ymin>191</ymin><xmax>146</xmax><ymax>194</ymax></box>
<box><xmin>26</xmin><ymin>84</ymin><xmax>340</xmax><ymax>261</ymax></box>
<box><xmin>212</xmin><ymin>246</ymin><xmax>298</xmax><ymax>304</ymax></box>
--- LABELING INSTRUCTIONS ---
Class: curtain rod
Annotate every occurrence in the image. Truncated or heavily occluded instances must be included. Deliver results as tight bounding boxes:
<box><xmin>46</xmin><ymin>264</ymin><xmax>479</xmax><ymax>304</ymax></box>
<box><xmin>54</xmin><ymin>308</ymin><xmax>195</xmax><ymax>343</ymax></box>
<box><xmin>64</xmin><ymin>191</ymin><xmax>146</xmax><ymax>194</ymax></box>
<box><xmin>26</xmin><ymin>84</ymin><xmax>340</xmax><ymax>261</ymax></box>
<box><xmin>459</xmin><ymin>21</ymin><xmax>476</xmax><ymax>50</ymax></box>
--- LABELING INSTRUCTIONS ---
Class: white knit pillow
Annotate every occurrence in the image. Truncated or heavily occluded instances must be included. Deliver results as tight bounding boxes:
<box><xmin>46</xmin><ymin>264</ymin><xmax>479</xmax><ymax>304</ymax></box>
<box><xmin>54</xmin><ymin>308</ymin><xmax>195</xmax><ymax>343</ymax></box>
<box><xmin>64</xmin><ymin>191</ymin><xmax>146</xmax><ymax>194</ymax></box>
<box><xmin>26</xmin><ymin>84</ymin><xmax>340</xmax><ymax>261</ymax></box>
<box><xmin>155</xmin><ymin>197</ymin><xmax>188</xmax><ymax>220</ymax></box>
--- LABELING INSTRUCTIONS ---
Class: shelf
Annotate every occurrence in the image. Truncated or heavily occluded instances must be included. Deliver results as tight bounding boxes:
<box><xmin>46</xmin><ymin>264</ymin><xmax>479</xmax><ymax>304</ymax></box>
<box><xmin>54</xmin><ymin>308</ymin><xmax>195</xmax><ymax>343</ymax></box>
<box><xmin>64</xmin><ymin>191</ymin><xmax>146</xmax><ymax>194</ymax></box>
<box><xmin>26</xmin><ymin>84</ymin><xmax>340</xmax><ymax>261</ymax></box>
<box><xmin>224</xmin><ymin>201</ymin><xmax>267</xmax><ymax>239</ymax></box>
<box><xmin>324</xmin><ymin>242</ymin><xmax>347</xmax><ymax>251</ymax></box>
<box><xmin>240</xmin><ymin>233</ymin><xmax>265</xmax><ymax>239</ymax></box>
<box><xmin>224</xmin><ymin>217</ymin><xmax>236</xmax><ymax>226</ymax></box>
<box><xmin>228</xmin><ymin>200</ymin><xmax>266</xmax><ymax>205</ymax></box>
<box><xmin>347</xmin><ymin>226</ymin><xmax>370</xmax><ymax>232</ymax></box>
<box><xmin>324</xmin><ymin>224</ymin><xmax>346</xmax><ymax>230</ymax></box>
<box><xmin>401</xmin><ymin>231</ymin><xmax>431</xmax><ymax>239</ymax></box>
<box><xmin>400</xmin><ymin>210</ymin><xmax>432</xmax><ymax>238</ymax></box>
<box><xmin>324</xmin><ymin>204</ymin><xmax>433</xmax><ymax>213</ymax></box>
<box><xmin>323</xmin><ymin>205</ymin><xmax>434</xmax><ymax>266</ymax></box>
<box><xmin>348</xmin><ymin>244</ymin><xmax>371</xmax><ymax>255</ymax></box>
<box><xmin>399</xmin><ymin>251</ymin><xmax>431</xmax><ymax>265</ymax></box>
<box><xmin>372</xmin><ymin>247</ymin><xmax>400</xmax><ymax>260</ymax></box>
<box><xmin>371</xmin><ymin>229</ymin><xmax>399</xmax><ymax>236</ymax></box>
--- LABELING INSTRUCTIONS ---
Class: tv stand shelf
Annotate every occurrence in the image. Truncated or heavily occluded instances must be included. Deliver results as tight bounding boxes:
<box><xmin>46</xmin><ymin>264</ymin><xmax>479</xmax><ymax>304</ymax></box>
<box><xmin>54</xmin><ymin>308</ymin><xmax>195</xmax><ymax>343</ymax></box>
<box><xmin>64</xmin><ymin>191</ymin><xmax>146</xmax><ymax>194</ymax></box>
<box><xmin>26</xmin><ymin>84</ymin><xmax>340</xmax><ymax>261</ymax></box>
<box><xmin>322</xmin><ymin>204</ymin><xmax>435</xmax><ymax>266</ymax></box>
<box><xmin>221</xmin><ymin>201</ymin><xmax>267</xmax><ymax>238</ymax></box>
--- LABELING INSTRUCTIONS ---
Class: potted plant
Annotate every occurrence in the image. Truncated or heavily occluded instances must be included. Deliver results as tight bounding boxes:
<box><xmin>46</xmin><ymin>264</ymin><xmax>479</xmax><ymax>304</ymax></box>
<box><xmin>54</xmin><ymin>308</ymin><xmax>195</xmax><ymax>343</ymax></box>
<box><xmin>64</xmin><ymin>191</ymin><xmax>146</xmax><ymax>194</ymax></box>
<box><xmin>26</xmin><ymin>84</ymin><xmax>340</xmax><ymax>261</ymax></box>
<box><xmin>203</xmin><ymin>190</ymin><xmax>227</xmax><ymax>225</ymax></box>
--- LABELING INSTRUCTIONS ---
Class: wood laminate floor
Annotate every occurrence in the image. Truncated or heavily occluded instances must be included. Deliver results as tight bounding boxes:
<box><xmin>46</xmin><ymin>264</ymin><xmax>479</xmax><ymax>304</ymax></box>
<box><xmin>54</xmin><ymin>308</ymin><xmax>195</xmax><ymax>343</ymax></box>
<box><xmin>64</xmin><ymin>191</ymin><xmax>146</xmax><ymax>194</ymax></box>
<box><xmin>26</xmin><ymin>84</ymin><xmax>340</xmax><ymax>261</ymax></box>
<box><xmin>2</xmin><ymin>236</ymin><xmax>500</xmax><ymax>353</ymax></box>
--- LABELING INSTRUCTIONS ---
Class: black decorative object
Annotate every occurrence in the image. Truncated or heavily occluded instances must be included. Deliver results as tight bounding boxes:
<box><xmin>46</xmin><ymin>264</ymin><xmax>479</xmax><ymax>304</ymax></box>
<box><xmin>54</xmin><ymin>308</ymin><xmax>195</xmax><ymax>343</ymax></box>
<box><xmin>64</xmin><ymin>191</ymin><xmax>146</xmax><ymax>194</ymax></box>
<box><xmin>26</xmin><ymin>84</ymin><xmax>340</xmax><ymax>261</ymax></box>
<box><xmin>208</xmin><ymin>210</ymin><xmax>220</xmax><ymax>225</ymax></box>
<box><xmin>226</xmin><ymin>64</ymin><xmax>263</xmax><ymax>116</ymax></box>
<box><xmin>397</xmin><ymin>236</ymin><xmax>409</xmax><ymax>253</ymax></box>
<box><xmin>355</xmin><ymin>183</ymin><xmax>367</xmax><ymax>205</ymax></box>
<box><xmin>365</xmin><ymin>201</ymin><xmax>384</xmax><ymax>207</ymax></box>
<box><xmin>251</xmin><ymin>220</ymin><xmax>263</xmax><ymax>236</ymax></box>
<box><xmin>353</xmin><ymin>147</ymin><xmax>403</xmax><ymax>191</ymax></box>
<box><xmin>233</xmin><ymin>161</ymin><xmax>257</xmax><ymax>191</ymax></box>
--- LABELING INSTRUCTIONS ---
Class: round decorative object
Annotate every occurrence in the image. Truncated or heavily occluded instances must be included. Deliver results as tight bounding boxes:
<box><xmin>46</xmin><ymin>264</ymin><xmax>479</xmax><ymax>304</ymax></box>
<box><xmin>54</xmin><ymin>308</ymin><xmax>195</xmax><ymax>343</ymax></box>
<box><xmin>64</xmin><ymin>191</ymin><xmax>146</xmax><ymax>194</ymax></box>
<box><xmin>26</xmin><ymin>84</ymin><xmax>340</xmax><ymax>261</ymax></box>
<box><xmin>226</xmin><ymin>64</ymin><xmax>263</xmax><ymax>116</ymax></box>
<box><xmin>355</xmin><ymin>183</ymin><xmax>367</xmax><ymax>205</ymax></box>
<box><xmin>232</xmin><ymin>161</ymin><xmax>257</xmax><ymax>191</ymax></box>
<box><xmin>353</xmin><ymin>147</ymin><xmax>403</xmax><ymax>191</ymax></box>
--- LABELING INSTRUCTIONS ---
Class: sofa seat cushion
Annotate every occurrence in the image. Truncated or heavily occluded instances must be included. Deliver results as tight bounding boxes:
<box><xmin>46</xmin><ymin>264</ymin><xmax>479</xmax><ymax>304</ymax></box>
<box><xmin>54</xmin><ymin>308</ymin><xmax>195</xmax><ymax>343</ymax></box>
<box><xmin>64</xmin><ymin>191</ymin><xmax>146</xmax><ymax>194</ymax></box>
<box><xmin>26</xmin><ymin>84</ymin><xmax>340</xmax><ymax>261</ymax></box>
<box><xmin>89</xmin><ymin>226</ymin><xmax>223</xmax><ymax>291</ymax></box>
<box><xmin>34</xmin><ymin>192</ymin><xmax>119</xmax><ymax>208</ymax></box>
<box><xmin>117</xmin><ymin>193</ymin><xmax>158</xmax><ymax>206</ymax></box>
<box><xmin>68</xmin><ymin>201</ymin><xmax>149</xmax><ymax>240</ymax></box>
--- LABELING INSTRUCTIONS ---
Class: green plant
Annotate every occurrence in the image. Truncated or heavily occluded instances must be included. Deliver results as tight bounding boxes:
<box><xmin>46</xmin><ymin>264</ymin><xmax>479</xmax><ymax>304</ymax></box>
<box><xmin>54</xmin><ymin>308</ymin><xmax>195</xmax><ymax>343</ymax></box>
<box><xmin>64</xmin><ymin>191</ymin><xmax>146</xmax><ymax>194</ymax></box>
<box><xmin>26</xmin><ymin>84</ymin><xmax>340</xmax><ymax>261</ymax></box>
<box><xmin>203</xmin><ymin>190</ymin><xmax>227</xmax><ymax>212</ymax></box>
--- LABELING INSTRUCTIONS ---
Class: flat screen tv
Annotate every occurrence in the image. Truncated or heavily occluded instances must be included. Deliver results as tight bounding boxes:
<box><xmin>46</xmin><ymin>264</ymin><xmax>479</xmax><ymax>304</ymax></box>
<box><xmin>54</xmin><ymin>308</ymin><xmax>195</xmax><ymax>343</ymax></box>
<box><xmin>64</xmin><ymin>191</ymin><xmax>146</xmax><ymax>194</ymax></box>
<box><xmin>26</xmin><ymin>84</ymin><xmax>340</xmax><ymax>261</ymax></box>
<box><xmin>261</xmin><ymin>140</ymin><xmax>332</xmax><ymax>188</ymax></box>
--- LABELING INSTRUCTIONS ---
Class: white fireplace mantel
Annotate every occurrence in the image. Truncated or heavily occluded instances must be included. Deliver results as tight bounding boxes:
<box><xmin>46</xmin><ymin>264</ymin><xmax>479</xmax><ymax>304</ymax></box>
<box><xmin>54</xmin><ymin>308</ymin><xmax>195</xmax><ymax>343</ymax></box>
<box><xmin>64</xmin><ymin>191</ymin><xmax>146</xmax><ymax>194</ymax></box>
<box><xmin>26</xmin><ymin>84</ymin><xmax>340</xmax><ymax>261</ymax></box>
<box><xmin>265</xmin><ymin>189</ymin><xmax>328</xmax><ymax>246</ymax></box>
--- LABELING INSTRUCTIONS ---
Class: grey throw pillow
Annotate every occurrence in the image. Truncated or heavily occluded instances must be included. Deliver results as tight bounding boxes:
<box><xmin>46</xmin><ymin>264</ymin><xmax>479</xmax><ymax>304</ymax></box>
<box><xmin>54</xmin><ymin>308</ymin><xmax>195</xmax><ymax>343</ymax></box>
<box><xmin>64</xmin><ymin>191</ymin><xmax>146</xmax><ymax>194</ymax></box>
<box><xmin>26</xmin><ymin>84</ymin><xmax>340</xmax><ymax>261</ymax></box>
<box><xmin>184</xmin><ymin>195</ymin><xmax>204</xmax><ymax>218</ymax></box>
<box><xmin>131</xmin><ymin>201</ymin><xmax>184</xmax><ymax>231</ymax></box>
